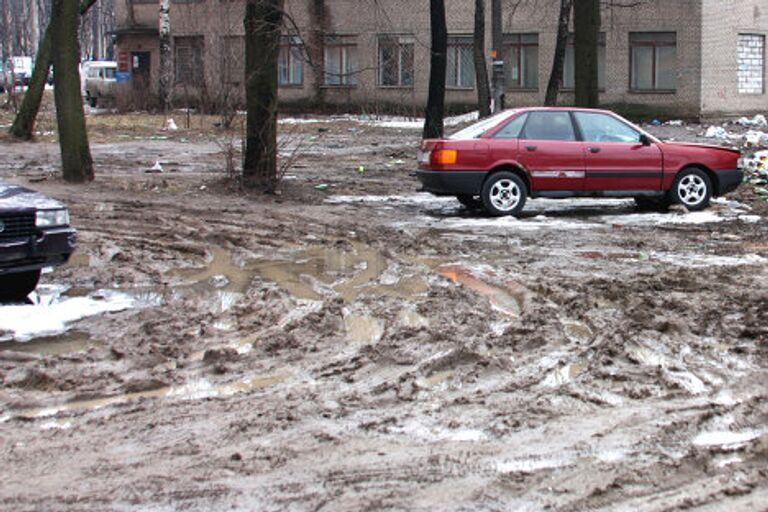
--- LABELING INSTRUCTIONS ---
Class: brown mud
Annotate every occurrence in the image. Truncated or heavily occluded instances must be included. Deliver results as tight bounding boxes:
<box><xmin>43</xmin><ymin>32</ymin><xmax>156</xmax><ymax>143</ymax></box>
<box><xmin>0</xmin><ymin>120</ymin><xmax>767</xmax><ymax>511</ymax></box>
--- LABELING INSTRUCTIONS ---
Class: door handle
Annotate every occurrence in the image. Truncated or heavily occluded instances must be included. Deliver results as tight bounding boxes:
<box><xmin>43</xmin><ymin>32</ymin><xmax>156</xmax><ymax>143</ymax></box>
<box><xmin>525</xmin><ymin>145</ymin><xmax>537</xmax><ymax>151</ymax></box>
<box><xmin>588</xmin><ymin>147</ymin><xmax>601</xmax><ymax>154</ymax></box>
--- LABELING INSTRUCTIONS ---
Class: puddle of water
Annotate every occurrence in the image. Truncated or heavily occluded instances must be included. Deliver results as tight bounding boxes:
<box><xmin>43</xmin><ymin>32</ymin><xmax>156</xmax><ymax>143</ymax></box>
<box><xmin>436</xmin><ymin>264</ymin><xmax>523</xmax><ymax>317</ymax></box>
<box><xmin>6</xmin><ymin>373</ymin><xmax>287</xmax><ymax>423</ymax></box>
<box><xmin>562</xmin><ymin>320</ymin><xmax>593</xmax><ymax>343</ymax></box>
<box><xmin>0</xmin><ymin>331</ymin><xmax>100</xmax><ymax>356</ymax></box>
<box><xmin>175</xmin><ymin>246</ymin><xmax>254</xmax><ymax>294</ymax></box>
<box><xmin>344</xmin><ymin>313</ymin><xmax>385</xmax><ymax>345</ymax></box>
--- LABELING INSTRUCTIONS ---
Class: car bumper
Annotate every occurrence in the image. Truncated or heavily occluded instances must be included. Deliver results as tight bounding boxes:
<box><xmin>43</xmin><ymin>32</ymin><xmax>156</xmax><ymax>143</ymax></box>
<box><xmin>715</xmin><ymin>169</ymin><xmax>743</xmax><ymax>196</ymax></box>
<box><xmin>415</xmin><ymin>170</ymin><xmax>487</xmax><ymax>196</ymax></box>
<box><xmin>0</xmin><ymin>227</ymin><xmax>77</xmax><ymax>275</ymax></box>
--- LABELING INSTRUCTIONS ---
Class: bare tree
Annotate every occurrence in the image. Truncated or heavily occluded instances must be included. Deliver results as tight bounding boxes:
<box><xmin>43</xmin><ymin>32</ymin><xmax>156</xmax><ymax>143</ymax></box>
<box><xmin>158</xmin><ymin>0</ymin><xmax>172</xmax><ymax>111</ymax></box>
<box><xmin>423</xmin><ymin>0</ymin><xmax>447</xmax><ymax>139</ymax></box>
<box><xmin>473</xmin><ymin>0</ymin><xmax>491</xmax><ymax>118</ymax></box>
<box><xmin>51</xmin><ymin>0</ymin><xmax>93</xmax><ymax>182</ymax></box>
<box><xmin>545</xmin><ymin>0</ymin><xmax>572</xmax><ymax>105</ymax></box>
<box><xmin>10</xmin><ymin>0</ymin><xmax>97</xmax><ymax>140</ymax></box>
<box><xmin>243</xmin><ymin>0</ymin><xmax>282</xmax><ymax>190</ymax></box>
<box><xmin>574</xmin><ymin>0</ymin><xmax>599</xmax><ymax>107</ymax></box>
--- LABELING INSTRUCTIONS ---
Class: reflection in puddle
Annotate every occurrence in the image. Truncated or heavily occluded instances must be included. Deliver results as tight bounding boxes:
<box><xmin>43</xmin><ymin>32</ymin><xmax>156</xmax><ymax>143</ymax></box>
<box><xmin>251</xmin><ymin>243</ymin><xmax>428</xmax><ymax>302</ymax></box>
<box><xmin>436</xmin><ymin>265</ymin><xmax>524</xmax><ymax>317</ymax></box>
<box><xmin>0</xmin><ymin>331</ymin><xmax>100</xmax><ymax>356</ymax></box>
<box><xmin>5</xmin><ymin>373</ymin><xmax>287</xmax><ymax>423</ymax></box>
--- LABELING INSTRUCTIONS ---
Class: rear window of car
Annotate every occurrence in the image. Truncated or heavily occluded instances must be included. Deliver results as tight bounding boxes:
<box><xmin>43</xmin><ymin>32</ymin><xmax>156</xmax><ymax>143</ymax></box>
<box><xmin>449</xmin><ymin>110</ymin><xmax>519</xmax><ymax>139</ymax></box>
<box><xmin>492</xmin><ymin>113</ymin><xmax>529</xmax><ymax>139</ymax></box>
<box><xmin>521</xmin><ymin>111</ymin><xmax>576</xmax><ymax>141</ymax></box>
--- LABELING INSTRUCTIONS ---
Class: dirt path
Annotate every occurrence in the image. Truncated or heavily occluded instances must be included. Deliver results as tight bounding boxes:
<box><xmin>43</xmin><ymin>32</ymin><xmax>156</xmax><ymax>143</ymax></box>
<box><xmin>1</xmin><ymin>121</ymin><xmax>767</xmax><ymax>511</ymax></box>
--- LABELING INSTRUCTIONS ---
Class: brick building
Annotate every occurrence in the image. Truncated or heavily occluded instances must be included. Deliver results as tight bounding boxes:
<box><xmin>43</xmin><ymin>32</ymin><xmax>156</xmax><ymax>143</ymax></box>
<box><xmin>113</xmin><ymin>0</ymin><xmax>767</xmax><ymax>118</ymax></box>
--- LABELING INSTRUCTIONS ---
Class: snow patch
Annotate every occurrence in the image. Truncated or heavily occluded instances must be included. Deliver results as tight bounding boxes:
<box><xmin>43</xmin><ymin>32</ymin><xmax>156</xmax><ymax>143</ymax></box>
<box><xmin>693</xmin><ymin>430</ymin><xmax>761</xmax><ymax>448</ymax></box>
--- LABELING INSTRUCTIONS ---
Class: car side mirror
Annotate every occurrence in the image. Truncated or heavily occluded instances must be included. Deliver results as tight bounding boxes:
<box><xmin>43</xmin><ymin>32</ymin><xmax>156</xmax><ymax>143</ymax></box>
<box><xmin>639</xmin><ymin>134</ymin><xmax>652</xmax><ymax>146</ymax></box>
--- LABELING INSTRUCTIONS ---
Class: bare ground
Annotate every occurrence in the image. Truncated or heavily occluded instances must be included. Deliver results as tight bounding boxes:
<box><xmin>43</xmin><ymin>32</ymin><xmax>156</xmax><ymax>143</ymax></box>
<box><xmin>0</xmin><ymin>113</ymin><xmax>767</xmax><ymax>511</ymax></box>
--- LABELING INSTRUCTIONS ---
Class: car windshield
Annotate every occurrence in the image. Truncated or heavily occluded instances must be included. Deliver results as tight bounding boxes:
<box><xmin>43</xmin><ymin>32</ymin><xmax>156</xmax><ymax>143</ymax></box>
<box><xmin>449</xmin><ymin>110</ymin><xmax>517</xmax><ymax>140</ymax></box>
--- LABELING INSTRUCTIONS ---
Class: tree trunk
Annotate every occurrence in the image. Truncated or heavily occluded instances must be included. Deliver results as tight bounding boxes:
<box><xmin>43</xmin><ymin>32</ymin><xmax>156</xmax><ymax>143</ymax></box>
<box><xmin>545</xmin><ymin>0</ymin><xmax>572</xmax><ymax>106</ymax></box>
<box><xmin>473</xmin><ymin>0</ymin><xmax>491</xmax><ymax>118</ymax></box>
<box><xmin>574</xmin><ymin>0</ymin><xmax>599</xmax><ymax>107</ymax></box>
<box><xmin>51</xmin><ymin>0</ymin><xmax>94</xmax><ymax>182</ymax></box>
<box><xmin>423</xmin><ymin>0</ymin><xmax>447</xmax><ymax>139</ymax></box>
<box><xmin>309</xmin><ymin>0</ymin><xmax>326</xmax><ymax>105</ymax></box>
<box><xmin>158</xmin><ymin>0</ymin><xmax>172</xmax><ymax>112</ymax></box>
<box><xmin>490</xmin><ymin>0</ymin><xmax>505</xmax><ymax>113</ymax></box>
<box><xmin>243</xmin><ymin>0</ymin><xmax>282</xmax><ymax>191</ymax></box>
<box><xmin>9</xmin><ymin>0</ymin><xmax>97</xmax><ymax>140</ymax></box>
<box><xmin>1</xmin><ymin>0</ymin><xmax>11</xmax><ymax>61</ymax></box>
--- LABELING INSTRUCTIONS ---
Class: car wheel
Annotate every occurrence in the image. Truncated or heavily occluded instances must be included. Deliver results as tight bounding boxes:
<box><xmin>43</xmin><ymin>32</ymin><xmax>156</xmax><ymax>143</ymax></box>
<box><xmin>456</xmin><ymin>194</ymin><xmax>483</xmax><ymax>210</ymax></box>
<box><xmin>0</xmin><ymin>270</ymin><xmax>41</xmax><ymax>301</ymax></box>
<box><xmin>671</xmin><ymin>168</ymin><xmax>712</xmax><ymax>211</ymax></box>
<box><xmin>634</xmin><ymin>197</ymin><xmax>670</xmax><ymax>212</ymax></box>
<box><xmin>481</xmin><ymin>171</ymin><xmax>527</xmax><ymax>217</ymax></box>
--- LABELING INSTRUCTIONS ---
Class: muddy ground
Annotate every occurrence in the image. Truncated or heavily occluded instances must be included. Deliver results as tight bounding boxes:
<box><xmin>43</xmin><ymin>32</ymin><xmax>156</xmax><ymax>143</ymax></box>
<box><xmin>0</xmin><ymin>111</ymin><xmax>767</xmax><ymax>511</ymax></box>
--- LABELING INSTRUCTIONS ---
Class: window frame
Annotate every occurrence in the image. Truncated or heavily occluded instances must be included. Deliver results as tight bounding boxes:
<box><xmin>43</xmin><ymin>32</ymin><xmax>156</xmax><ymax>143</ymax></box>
<box><xmin>174</xmin><ymin>35</ymin><xmax>204</xmax><ymax>86</ymax></box>
<box><xmin>446</xmin><ymin>36</ymin><xmax>475</xmax><ymax>90</ymax></box>
<box><xmin>562</xmin><ymin>32</ymin><xmax>606</xmax><ymax>91</ymax></box>
<box><xmin>278</xmin><ymin>35</ymin><xmax>304</xmax><ymax>88</ymax></box>
<box><xmin>504</xmin><ymin>33</ymin><xmax>539</xmax><ymax>91</ymax></box>
<box><xmin>377</xmin><ymin>34</ymin><xmax>415</xmax><ymax>88</ymax></box>
<box><xmin>323</xmin><ymin>35</ymin><xmax>358</xmax><ymax>87</ymax></box>
<box><xmin>629</xmin><ymin>32</ymin><xmax>677</xmax><ymax>93</ymax></box>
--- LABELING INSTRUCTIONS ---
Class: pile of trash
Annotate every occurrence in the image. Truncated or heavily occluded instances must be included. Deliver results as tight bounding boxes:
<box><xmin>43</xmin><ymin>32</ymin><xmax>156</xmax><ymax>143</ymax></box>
<box><xmin>702</xmin><ymin>114</ymin><xmax>768</xmax><ymax>149</ymax></box>
<box><xmin>741</xmin><ymin>150</ymin><xmax>768</xmax><ymax>202</ymax></box>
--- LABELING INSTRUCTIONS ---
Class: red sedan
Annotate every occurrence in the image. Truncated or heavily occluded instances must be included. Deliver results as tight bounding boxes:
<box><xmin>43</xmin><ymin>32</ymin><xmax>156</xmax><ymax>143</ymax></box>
<box><xmin>416</xmin><ymin>108</ymin><xmax>743</xmax><ymax>216</ymax></box>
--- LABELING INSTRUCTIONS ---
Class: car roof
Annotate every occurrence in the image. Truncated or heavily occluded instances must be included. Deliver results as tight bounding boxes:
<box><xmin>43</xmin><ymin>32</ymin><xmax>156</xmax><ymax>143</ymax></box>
<box><xmin>515</xmin><ymin>106</ymin><xmax>615</xmax><ymax>115</ymax></box>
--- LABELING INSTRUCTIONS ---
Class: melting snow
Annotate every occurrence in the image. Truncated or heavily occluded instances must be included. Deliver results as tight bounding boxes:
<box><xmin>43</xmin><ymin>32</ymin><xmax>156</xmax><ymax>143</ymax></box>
<box><xmin>693</xmin><ymin>430</ymin><xmax>761</xmax><ymax>448</ymax></box>
<box><xmin>0</xmin><ymin>286</ymin><xmax>137</xmax><ymax>342</ymax></box>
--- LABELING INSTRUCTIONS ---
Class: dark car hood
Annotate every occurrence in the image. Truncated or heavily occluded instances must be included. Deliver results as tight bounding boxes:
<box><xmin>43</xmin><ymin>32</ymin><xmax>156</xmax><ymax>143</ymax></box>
<box><xmin>0</xmin><ymin>182</ymin><xmax>66</xmax><ymax>211</ymax></box>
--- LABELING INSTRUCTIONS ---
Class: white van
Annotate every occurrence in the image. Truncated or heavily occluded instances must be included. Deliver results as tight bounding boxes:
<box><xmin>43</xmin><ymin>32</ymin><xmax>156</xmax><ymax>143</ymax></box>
<box><xmin>81</xmin><ymin>61</ymin><xmax>117</xmax><ymax>107</ymax></box>
<box><xmin>5</xmin><ymin>56</ymin><xmax>33</xmax><ymax>85</ymax></box>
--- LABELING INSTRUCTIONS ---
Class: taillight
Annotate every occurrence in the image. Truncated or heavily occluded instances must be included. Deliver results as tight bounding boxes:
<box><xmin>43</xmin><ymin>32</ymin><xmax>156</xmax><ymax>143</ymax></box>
<box><xmin>433</xmin><ymin>149</ymin><xmax>458</xmax><ymax>165</ymax></box>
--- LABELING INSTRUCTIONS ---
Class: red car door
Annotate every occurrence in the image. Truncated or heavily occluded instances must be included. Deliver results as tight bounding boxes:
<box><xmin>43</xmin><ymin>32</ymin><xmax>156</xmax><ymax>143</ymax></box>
<box><xmin>516</xmin><ymin>111</ymin><xmax>585</xmax><ymax>193</ymax></box>
<box><xmin>574</xmin><ymin>111</ymin><xmax>663</xmax><ymax>191</ymax></box>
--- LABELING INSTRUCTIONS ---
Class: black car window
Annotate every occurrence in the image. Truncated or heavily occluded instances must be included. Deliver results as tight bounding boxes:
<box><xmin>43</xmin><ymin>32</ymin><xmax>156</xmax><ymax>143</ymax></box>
<box><xmin>522</xmin><ymin>111</ymin><xmax>576</xmax><ymax>141</ymax></box>
<box><xmin>492</xmin><ymin>113</ymin><xmax>529</xmax><ymax>139</ymax></box>
<box><xmin>574</xmin><ymin>112</ymin><xmax>641</xmax><ymax>143</ymax></box>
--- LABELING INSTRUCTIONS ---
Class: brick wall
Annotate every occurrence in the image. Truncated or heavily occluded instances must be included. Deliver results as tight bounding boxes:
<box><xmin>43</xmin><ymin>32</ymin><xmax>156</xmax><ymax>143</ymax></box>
<box><xmin>701</xmin><ymin>0</ymin><xmax>767</xmax><ymax>116</ymax></box>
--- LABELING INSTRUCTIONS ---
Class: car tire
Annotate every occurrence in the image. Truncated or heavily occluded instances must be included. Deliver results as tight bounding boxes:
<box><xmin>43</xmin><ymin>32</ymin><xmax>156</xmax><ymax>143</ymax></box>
<box><xmin>456</xmin><ymin>194</ymin><xmax>484</xmax><ymax>210</ymax></box>
<box><xmin>0</xmin><ymin>270</ymin><xmax>41</xmax><ymax>301</ymax></box>
<box><xmin>634</xmin><ymin>197</ymin><xmax>670</xmax><ymax>212</ymax></box>
<box><xmin>481</xmin><ymin>171</ymin><xmax>527</xmax><ymax>217</ymax></box>
<box><xmin>671</xmin><ymin>168</ymin><xmax>712</xmax><ymax>211</ymax></box>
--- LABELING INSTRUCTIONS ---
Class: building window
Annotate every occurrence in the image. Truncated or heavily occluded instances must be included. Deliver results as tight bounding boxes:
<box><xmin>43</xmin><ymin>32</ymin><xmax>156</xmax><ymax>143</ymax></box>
<box><xmin>738</xmin><ymin>34</ymin><xmax>765</xmax><ymax>95</ymax></box>
<box><xmin>221</xmin><ymin>36</ymin><xmax>244</xmax><ymax>85</ymax></box>
<box><xmin>446</xmin><ymin>36</ymin><xmax>475</xmax><ymax>89</ymax></box>
<box><xmin>563</xmin><ymin>33</ymin><xmax>605</xmax><ymax>89</ymax></box>
<box><xmin>324</xmin><ymin>35</ymin><xmax>358</xmax><ymax>86</ymax></box>
<box><xmin>504</xmin><ymin>34</ymin><xmax>539</xmax><ymax>90</ymax></box>
<box><xmin>174</xmin><ymin>36</ymin><xmax>204</xmax><ymax>85</ymax></box>
<box><xmin>279</xmin><ymin>36</ymin><xmax>303</xmax><ymax>87</ymax></box>
<box><xmin>378</xmin><ymin>35</ymin><xmax>414</xmax><ymax>87</ymax></box>
<box><xmin>630</xmin><ymin>32</ymin><xmax>676</xmax><ymax>91</ymax></box>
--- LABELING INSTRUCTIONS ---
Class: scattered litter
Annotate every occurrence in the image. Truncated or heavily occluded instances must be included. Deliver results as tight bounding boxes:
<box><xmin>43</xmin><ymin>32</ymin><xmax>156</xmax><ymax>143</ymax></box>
<box><xmin>315</xmin><ymin>183</ymin><xmax>329</xmax><ymax>191</ymax></box>
<box><xmin>357</xmin><ymin>165</ymin><xmax>366</xmax><ymax>174</ymax></box>
<box><xmin>146</xmin><ymin>161</ymin><xmax>164</xmax><ymax>173</ymax></box>
<box><xmin>743</xmin><ymin>130</ymin><xmax>768</xmax><ymax>148</ymax></box>
<box><xmin>666</xmin><ymin>120</ymin><xmax>684</xmax><ymax>126</ymax></box>
<box><xmin>705</xmin><ymin>126</ymin><xmax>729</xmax><ymax>139</ymax></box>
<box><xmin>164</xmin><ymin>118</ymin><xmax>178</xmax><ymax>131</ymax></box>
<box><xmin>736</xmin><ymin>114</ymin><xmax>767</xmax><ymax>128</ymax></box>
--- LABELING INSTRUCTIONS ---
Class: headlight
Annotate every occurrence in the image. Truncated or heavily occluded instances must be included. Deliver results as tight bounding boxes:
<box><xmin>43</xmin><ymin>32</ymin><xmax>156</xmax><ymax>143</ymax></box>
<box><xmin>36</xmin><ymin>209</ymin><xmax>70</xmax><ymax>228</ymax></box>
